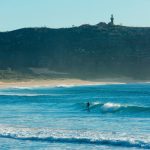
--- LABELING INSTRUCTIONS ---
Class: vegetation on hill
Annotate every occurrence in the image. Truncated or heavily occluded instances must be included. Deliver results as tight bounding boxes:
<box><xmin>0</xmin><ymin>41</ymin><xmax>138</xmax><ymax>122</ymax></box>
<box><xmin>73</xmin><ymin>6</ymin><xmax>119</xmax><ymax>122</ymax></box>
<box><xmin>0</xmin><ymin>23</ymin><xmax>150</xmax><ymax>80</ymax></box>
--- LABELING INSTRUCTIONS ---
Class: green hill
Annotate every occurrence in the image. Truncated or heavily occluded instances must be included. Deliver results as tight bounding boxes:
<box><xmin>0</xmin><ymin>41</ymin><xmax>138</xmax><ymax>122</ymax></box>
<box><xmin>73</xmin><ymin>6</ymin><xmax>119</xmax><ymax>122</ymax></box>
<box><xmin>0</xmin><ymin>23</ymin><xmax>150</xmax><ymax>80</ymax></box>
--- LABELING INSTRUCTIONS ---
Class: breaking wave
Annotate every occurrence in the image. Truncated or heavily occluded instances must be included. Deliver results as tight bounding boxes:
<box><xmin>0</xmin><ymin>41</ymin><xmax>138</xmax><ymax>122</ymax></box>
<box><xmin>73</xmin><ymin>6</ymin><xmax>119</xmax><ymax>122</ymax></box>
<box><xmin>0</xmin><ymin>126</ymin><xmax>149</xmax><ymax>149</ymax></box>
<box><xmin>56</xmin><ymin>84</ymin><xmax>75</xmax><ymax>88</ymax></box>
<box><xmin>82</xmin><ymin>102</ymin><xmax>150</xmax><ymax>113</ymax></box>
<box><xmin>0</xmin><ymin>93</ymin><xmax>51</xmax><ymax>97</ymax></box>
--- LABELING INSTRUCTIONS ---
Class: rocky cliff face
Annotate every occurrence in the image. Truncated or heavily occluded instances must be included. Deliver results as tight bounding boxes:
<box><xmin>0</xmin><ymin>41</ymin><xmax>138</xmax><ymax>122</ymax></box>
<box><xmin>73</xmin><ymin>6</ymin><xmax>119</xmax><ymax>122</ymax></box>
<box><xmin>0</xmin><ymin>24</ymin><xmax>150</xmax><ymax>80</ymax></box>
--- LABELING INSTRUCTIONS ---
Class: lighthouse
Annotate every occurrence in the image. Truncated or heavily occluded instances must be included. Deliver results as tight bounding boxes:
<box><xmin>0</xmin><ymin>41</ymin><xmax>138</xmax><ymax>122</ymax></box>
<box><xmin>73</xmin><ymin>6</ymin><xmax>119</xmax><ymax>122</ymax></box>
<box><xmin>110</xmin><ymin>14</ymin><xmax>114</xmax><ymax>25</ymax></box>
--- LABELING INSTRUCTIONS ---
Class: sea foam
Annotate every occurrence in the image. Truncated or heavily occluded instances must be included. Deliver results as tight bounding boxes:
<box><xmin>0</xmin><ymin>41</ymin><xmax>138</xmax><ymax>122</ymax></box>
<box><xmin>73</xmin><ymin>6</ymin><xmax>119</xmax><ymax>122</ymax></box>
<box><xmin>0</xmin><ymin>126</ymin><xmax>149</xmax><ymax>149</ymax></box>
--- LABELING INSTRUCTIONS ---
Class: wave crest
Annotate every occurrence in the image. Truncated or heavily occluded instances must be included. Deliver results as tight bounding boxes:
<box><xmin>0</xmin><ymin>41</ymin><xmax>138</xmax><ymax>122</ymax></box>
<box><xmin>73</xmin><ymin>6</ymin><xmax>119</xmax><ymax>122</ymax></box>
<box><xmin>85</xmin><ymin>102</ymin><xmax>150</xmax><ymax>113</ymax></box>
<box><xmin>101</xmin><ymin>103</ymin><xmax>121</xmax><ymax>112</ymax></box>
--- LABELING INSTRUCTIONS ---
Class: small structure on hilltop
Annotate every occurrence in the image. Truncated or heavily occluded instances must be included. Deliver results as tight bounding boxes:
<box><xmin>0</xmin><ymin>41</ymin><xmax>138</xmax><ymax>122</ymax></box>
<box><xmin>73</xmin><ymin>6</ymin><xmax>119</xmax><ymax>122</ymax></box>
<box><xmin>96</xmin><ymin>15</ymin><xmax>115</xmax><ymax>27</ymax></box>
<box><xmin>96</xmin><ymin>22</ymin><xmax>107</xmax><ymax>27</ymax></box>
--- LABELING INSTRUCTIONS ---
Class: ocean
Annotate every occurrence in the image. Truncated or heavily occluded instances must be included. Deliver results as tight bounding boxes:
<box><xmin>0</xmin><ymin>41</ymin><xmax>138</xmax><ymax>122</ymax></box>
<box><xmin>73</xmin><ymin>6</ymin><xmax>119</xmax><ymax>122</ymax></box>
<box><xmin>0</xmin><ymin>83</ymin><xmax>149</xmax><ymax>150</ymax></box>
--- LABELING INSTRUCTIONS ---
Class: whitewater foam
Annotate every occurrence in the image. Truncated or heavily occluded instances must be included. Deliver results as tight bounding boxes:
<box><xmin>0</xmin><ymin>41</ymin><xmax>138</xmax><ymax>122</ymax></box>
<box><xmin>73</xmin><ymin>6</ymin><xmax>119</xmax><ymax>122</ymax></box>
<box><xmin>56</xmin><ymin>84</ymin><xmax>75</xmax><ymax>88</ymax></box>
<box><xmin>0</xmin><ymin>126</ymin><xmax>149</xmax><ymax>149</ymax></box>
<box><xmin>0</xmin><ymin>93</ymin><xmax>61</xmax><ymax>97</ymax></box>
<box><xmin>83</xmin><ymin>102</ymin><xmax>150</xmax><ymax>114</ymax></box>
<box><xmin>101</xmin><ymin>103</ymin><xmax>121</xmax><ymax>112</ymax></box>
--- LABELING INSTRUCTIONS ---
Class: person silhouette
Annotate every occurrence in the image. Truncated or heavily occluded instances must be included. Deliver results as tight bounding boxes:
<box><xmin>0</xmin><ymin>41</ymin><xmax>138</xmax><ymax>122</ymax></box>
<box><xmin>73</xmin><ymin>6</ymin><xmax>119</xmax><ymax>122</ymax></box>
<box><xmin>86</xmin><ymin>102</ymin><xmax>90</xmax><ymax>112</ymax></box>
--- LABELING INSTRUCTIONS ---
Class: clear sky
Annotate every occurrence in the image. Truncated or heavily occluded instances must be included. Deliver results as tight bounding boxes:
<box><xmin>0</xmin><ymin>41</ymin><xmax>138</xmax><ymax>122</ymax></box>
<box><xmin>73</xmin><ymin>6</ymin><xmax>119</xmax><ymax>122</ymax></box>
<box><xmin>0</xmin><ymin>0</ymin><xmax>150</xmax><ymax>31</ymax></box>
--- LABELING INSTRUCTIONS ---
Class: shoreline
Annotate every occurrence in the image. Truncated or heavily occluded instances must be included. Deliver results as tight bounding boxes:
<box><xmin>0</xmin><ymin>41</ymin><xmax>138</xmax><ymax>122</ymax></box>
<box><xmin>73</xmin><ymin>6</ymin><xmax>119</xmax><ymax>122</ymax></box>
<box><xmin>0</xmin><ymin>79</ymin><xmax>127</xmax><ymax>89</ymax></box>
<box><xmin>0</xmin><ymin>78</ymin><xmax>149</xmax><ymax>89</ymax></box>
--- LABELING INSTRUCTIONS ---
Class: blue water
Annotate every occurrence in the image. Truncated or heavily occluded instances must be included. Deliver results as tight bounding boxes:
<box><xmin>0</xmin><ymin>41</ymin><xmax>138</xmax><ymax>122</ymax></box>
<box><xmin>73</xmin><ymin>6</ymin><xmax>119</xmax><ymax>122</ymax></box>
<box><xmin>0</xmin><ymin>83</ymin><xmax>150</xmax><ymax>150</ymax></box>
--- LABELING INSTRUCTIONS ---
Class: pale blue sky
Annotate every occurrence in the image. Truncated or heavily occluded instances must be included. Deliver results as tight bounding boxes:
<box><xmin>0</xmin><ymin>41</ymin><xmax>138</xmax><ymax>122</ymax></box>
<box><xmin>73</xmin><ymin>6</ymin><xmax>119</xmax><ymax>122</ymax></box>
<box><xmin>0</xmin><ymin>0</ymin><xmax>150</xmax><ymax>31</ymax></box>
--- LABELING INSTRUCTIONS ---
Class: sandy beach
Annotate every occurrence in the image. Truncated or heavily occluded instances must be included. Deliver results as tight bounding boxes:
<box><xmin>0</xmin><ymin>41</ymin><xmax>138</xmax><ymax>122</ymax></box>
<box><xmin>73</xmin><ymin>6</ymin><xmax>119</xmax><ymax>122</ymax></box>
<box><xmin>0</xmin><ymin>79</ymin><xmax>126</xmax><ymax>89</ymax></box>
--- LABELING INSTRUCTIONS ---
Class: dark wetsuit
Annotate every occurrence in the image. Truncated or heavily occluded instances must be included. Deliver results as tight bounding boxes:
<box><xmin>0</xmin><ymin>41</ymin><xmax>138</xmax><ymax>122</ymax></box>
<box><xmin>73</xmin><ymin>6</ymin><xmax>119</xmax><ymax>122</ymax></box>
<box><xmin>87</xmin><ymin>102</ymin><xmax>90</xmax><ymax>112</ymax></box>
